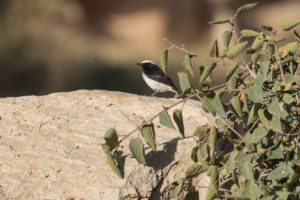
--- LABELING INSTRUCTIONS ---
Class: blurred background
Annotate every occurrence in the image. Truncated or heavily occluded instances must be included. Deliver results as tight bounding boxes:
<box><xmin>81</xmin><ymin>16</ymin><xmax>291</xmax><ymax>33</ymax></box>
<box><xmin>0</xmin><ymin>0</ymin><xmax>300</xmax><ymax>97</ymax></box>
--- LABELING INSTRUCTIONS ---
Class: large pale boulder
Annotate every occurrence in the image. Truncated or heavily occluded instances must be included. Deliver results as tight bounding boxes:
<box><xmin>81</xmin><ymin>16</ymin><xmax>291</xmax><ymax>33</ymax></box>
<box><xmin>0</xmin><ymin>90</ymin><xmax>215</xmax><ymax>200</ymax></box>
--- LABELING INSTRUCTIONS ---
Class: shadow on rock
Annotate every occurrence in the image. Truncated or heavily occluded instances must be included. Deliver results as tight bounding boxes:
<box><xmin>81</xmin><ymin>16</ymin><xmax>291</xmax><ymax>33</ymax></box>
<box><xmin>146</xmin><ymin>138</ymin><xmax>179</xmax><ymax>170</ymax></box>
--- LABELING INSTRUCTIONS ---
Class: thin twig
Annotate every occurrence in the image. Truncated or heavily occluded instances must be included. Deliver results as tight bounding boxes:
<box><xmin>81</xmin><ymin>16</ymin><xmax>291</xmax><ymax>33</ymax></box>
<box><xmin>220</xmin><ymin>177</ymin><xmax>233</xmax><ymax>187</ymax></box>
<box><xmin>222</xmin><ymin>120</ymin><xmax>245</xmax><ymax>141</ymax></box>
<box><xmin>163</xmin><ymin>38</ymin><xmax>197</xmax><ymax>57</ymax></box>
<box><xmin>231</xmin><ymin>24</ymin><xmax>257</xmax><ymax>79</ymax></box>
<box><xmin>273</xmin><ymin>42</ymin><xmax>286</xmax><ymax>83</ymax></box>
<box><xmin>118</xmin><ymin>93</ymin><xmax>197</xmax><ymax>144</ymax></box>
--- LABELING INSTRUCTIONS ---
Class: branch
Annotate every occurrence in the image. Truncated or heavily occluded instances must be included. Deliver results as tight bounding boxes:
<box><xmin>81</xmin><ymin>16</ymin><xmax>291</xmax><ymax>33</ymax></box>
<box><xmin>273</xmin><ymin>41</ymin><xmax>286</xmax><ymax>83</ymax></box>
<box><xmin>163</xmin><ymin>38</ymin><xmax>197</xmax><ymax>57</ymax></box>
<box><xmin>118</xmin><ymin>93</ymin><xmax>197</xmax><ymax>144</ymax></box>
<box><xmin>231</xmin><ymin>23</ymin><xmax>257</xmax><ymax>79</ymax></box>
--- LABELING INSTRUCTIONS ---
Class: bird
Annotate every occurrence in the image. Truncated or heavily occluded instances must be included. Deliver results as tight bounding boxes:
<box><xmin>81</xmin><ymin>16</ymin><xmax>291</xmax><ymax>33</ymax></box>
<box><xmin>137</xmin><ymin>60</ymin><xmax>179</xmax><ymax>96</ymax></box>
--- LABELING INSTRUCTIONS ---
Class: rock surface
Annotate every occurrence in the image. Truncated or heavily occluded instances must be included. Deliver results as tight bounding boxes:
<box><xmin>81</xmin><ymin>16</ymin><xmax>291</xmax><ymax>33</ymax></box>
<box><xmin>0</xmin><ymin>90</ymin><xmax>215</xmax><ymax>200</ymax></box>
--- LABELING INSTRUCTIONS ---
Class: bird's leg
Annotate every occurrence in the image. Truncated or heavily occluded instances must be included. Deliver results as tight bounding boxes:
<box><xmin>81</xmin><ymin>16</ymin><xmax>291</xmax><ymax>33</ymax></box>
<box><xmin>151</xmin><ymin>91</ymin><xmax>159</xmax><ymax>97</ymax></box>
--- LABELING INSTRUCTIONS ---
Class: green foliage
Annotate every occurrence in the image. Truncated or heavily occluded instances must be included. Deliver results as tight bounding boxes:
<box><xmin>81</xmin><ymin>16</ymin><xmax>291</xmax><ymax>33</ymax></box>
<box><xmin>234</xmin><ymin>3</ymin><xmax>257</xmax><ymax>17</ymax></box>
<box><xmin>226</xmin><ymin>41</ymin><xmax>248</xmax><ymax>59</ymax></box>
<box><xmin>103</xmin><ymin>3</ymin><xmax>300</xmax><ymax>199</ymax></box>
<box><xmin>280</xmin><ymin>19</ymin><xmax>300</xmax><ymax>31</ymax></box>
<box><xmin>141</xmin><ymin>124</ymin><xmax>156</xmax><ymax>150</ymax></box>
<box><xmin>173</xmin><ymin>109</ymin><xmax>185</xmax><ymax>137</ymax></box>
<box><xmin>178</xmin><ymin>72</ymin><xmax>191</xmax><ymax>93</ymax></box>
<box><xmin>209</xmin><ymin>39</ymin><xmax>219</xmax><ymax>57</ymax></box>
<box><xmin>159</xmin><ymin>107</ymin><xmax>176</xmax><ymax>129</ymax></box>
<box><xmin>104</xmin><ymin>128</ymin><xmax>118</xmax><ymax>149</ymax></box>
<box><xmin>222</xmin><ymin>31</ymin><xmax>232</xmax><ymax>48</ymax></box>
<box><xmin>129</xmin><ymin>138</ymin><xmax>146</xmax><ymax>165</ymax></box>
<box><xmin>183</xmin><ymin>55</ymin><xmax>194</xmax><ymax>76</ymax></box>
<box><xmin>160</xmin><ymin>49</ymin><xmax>168</xmax><ymax>75</ymax></box>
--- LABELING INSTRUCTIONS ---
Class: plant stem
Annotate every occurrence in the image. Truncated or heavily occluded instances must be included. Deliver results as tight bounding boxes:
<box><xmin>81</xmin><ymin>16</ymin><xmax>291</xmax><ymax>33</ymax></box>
<box><xmin>273</xmin><ymin>41</ymin><xmax>286</xmax><ymax>83</ymax></box>
<box><xmin>231</xmin><ymin>22</ymin><xmax>257</xmax><ymax>79</ymax></box>
<box><xmin>118</xmin><ymin>93</ymin><xmax>197</xmax><ymax>144</ymax></box>
<box><xmin>163</xmin><ymin>39</ymin><xmax>197</xmax><ymax>57</ymax></box>
<box><xmin>222</xmin><ymin>120</ymin><xmax>245</xmax><ymax>141</ymax></box>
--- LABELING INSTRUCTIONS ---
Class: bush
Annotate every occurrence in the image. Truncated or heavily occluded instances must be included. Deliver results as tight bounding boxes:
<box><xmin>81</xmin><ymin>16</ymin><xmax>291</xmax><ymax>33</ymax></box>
<box><xmin>103</xmin><ymin>3</ymin><xmax>300</xmax><ymax>199</ymax></box>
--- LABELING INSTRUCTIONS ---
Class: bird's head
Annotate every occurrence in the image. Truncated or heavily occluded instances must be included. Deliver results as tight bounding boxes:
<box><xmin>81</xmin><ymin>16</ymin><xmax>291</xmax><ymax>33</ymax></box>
<box><xmin>136</xmin><ymin>60</ymin><xmax>157</xmax><ymax>70</ymax></box>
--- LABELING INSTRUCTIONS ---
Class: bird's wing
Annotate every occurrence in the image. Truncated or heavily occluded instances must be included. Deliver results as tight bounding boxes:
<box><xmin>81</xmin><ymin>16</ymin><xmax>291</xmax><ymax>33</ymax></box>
<box><xmin>147</xmin><ymin>73</ymin><xmax>179</xmax><ymax>93</ymax></box>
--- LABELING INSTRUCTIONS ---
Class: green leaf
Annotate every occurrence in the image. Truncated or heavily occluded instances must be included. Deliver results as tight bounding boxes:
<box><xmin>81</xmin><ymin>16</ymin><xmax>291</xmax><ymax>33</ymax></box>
<box><xmin>264</xmin><ymin>44</ymin><xmax>274</xmax><ymax>56</ymax></box>
<box><xmin>273</xmin><ymin>37</ymin><xmax>286</xmax><ymax>43</ymax></box>
<box><xmin>270</xmin><ymin>115</ymin><xmax>282</xmax><ymax>133</ymax></box>
<box><xmin>141</xmin><ymin>124</ymin><xmax>156</xmax><ymax>150</ymax></box>
<box><xmin>159</xmin><ymin>107</ymin><xmax>175</xmax><ymax>129</ymax></box>
<box><xmin>177</xmin><ymin>72</ymin><xmax>191</xmax><ymax>93</ymax></box>
<box><xmin>191</xmin><ymin>146</ymin><xmax>199</xmax><ymax>162</ymax></box>
<box><xmin>206</xmin><ymin>166</ymin><xmax>219</xmax><ymax>200</ymax></box>
<box><xmin>209</xmin><ymin>39</ymin><xmax>219</xmax><ymax>57</ymax></box>
<box><xmin>252</xmin><ymin>53</ymin><xmax>261</xmax><ymax>63</ymax></box>
<box><xmin>247</xmin><ymin>103</ymin><xmax>261</xmax><ymax>126</ymax></box>
<box><xmin>235</xmin><ymin>3</ymin><xmax>258</xmax><ymax>17</ymax></box>
<box><xmin>208</xmin><ymin>18</ymin><xmax>229</xmax><ymax>24</ymax></box>
<box><xmin>242</xmin><ymin>92</ymin><xmax>250</xmax><ymax>113</ymax></box>
<box><xmin>225</xmin><ymin>62</ymin><xmax>239</xmax><ymax>81</ymax></box>
<box><xmin>240</xmin><ymin>29</ymin><xmax>260</xmax><ymax>37</ymax></box>
<box><xmin>260</xmin><ymin>61</ymin><xmax>270</xmax><ymax>79</ymax></box>
<box><xmin>113</xmin><ymin>150</ymin><xmax>124</xmax><ymax>168</ymax></box>
<box><xmin>275</xmin><ymin>191</ymin><xmax>290</xmax><ymax>200</ymax></box>
<box><xmin>160</xmin><ymin>49</ymin><xmax>168</xmax><ymax>74</ymax></box>
<box><xmin>251</xmin><ymin>32</ymin><xmax>265</xmax><ymax>50</ymax></box>
<box><xmin>267</xmin><ymin>162</ymin><xmax>293</xmax><ymax>180</ymax></box>
<box><xmin>107</xmin><ymin>153</ymin><xmax>122</xmax><ymax>178</ymax></box>
<box><xmin>285</xmin><ymin>42</ymin><xmax>298</xmax><ymax>54</ymax></box>
<box><xmin>104</xmin><ymin>128</ymin><xmax>118</xmax><ymax>149</ymax></box>
<box><xmin>197</xmin><ymin>143</ymin><xmax>209</xmax><ymax>162</ymax></box>
<box><xmin>281</xmin><ymin>56</ymin><xmax>294</xmax><ymax>64</ymax></box>
<box><xmin>211</xmin><ymin>94</ymin><xmax>226</xmax><ymax>118</ymax></box>
<box><xmin>185</xmin><ymin>191</ymin><xmax>199</xmax><ymax>200</ymax></box>
<box><xmin>173</xmin><ymin>109</ymin><xmax>185</xmax><ymax>137</ymax></box>
<box><xmin>199</xmin><ymin>63</ymin><xmax>216</xmax><ymax>91</ymax></box>
<box><xmin>230</xmin><ymin>95</ymin><xmax>242</xmax><ymax>118</ymax></box>
<box><xmin>219</xmin><ymin>49</ymin><xmax>228</xmax><ymax>58</ymax></box>
<box><xmin>226</xmin><ymin>41</ymin><xmax>248</xmax><ymax>59</ymax></box>
<box><xmin>173</xmin><ymin>180</ymin><xmax>184</xmax><ymax>198</ymax></box>
<box><xmin>239</xmin><ymin>161</ymin><xmax>253</xmax><ymax>180</ymax></box>
<box><xmin>202</xmin><ymin>93</ymin><xmax>216</xmax><ymax>115</ymax></box>
<box><xmin>102</xmin><ymin>144</ymin><xmax>111</xmax><ymax>154</ymax></box>
<box><xmin>183</xmin><ymin>55</ymin><xmax>194</xmax><ymax>76</ymax></box>
<box><xmin>129</xmin><ymin>138</ymin><xmax>146</xmax><ymax>165</ymax></box>
<box><xmin>268</xmin><ymin>145</ymin><xmax>284</xmax><ymax>160</ymax></box>
<box><xmin>194</xmin><ymin>125</ymin><xmax>210</xmax><ymax>140</ymax></box>
<box><xmin>228</xmin><ymin>75</ymin><xmax>237</xmax><ymax>89</ymax></box>
<box><xmin>282</xmin><ymin>93</ymin><xmax>294</xmax><ymax>104</ymax></box>
<box><xmin>258</xmin><ymin>109</ymin><xmax>272</xmax><ymax>129</ymax></box>
<box><xmin>285</xmin><ymin>74</ymin><xmax>300</xmax><ymax>84</ymax></box>
<box><xmin>294</xmin><ymin>30</ymin><xmax>300</xmax><ymax>42</ymax></box>
<box><xmin>267</xmin><ymin>101</ymin><xmax>282</xmax><ymax>118</ymax></box>
<box><xmin>245</xmin><ymin>127</ymin><xmax>268</xmax><ymax>145</ymax></box>
<box><xmin>280</xmin><ymin>19</ymin><xmax>300</xmax><ymax>31</ymax></box>
<box><xmin>225</xmin><ymin>150</ymin><xmax>238</xmax><ymax>174</ymax></box>
<box><xmin>185</xmin><ymin>163</ymin><xmax>208</xmax><ymax>179</ymax></box>
<box><xmin>248</xmin><ymin>75</ymin><xmax>270</xmax><ymax>103</ymax></box>
<box><xmin>208</xmin><ymin>127</ymin><xmax>217</xmax><ymax>155</ymax></box>
<box><xmin>244</xmin><ymin>180</ymin><xmax>261</xmax><ymax>200</ymax></box>
<box><xmin>222</xmin><ymin>31</ymin><xmax>232</xmax><ymax>48</ymax></box>
<box><xmin>206</xmin><ymin>185</ymin><xmax>218</xmax><ymax>200</ymax></box>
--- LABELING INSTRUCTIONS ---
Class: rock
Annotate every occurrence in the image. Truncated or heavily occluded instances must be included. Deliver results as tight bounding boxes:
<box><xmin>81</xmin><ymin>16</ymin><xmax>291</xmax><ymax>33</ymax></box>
<box><xmin>0</xmin><ymin>90</ymin><xmax>215</xmax><ymax>200</ymax></box>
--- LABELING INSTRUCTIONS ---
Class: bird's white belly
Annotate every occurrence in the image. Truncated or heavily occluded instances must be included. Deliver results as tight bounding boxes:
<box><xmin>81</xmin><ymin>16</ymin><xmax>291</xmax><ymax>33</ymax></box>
<box><xmin>142</xmin><ymin>73</ymin><xmax>172</xmax><ymax>92</ymax></box>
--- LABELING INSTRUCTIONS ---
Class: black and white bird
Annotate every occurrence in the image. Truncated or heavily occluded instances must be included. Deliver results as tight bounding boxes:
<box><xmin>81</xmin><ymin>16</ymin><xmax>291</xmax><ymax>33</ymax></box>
<box><xmin>137</xmin><ymin>60</ymin><xmax>179</xmax><ymax>96</ymax></box>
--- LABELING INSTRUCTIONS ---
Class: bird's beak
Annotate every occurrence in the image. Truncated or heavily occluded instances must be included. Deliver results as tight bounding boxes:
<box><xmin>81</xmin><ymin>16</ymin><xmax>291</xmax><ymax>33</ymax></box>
<box><xmin>136</xmin><ymin>62</ymin><xmax>141</xmax><ymax>66</ymax></box>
